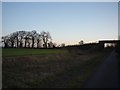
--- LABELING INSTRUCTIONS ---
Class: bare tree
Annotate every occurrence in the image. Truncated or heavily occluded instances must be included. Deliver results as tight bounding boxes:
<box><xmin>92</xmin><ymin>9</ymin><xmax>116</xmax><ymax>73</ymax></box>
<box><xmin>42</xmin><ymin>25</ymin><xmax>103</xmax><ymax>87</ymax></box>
<box><xmin>2</xmin><ymin>32</ymin><xmax>18</xmax><ymax>48</ymax></box>
<box><xmin>79</xmin><ymin>40</ymin><xmax>84</xmax><ymax>45</ymax></box>
<box><xmin>2</xmin><ymin>30</ymin><xmax>53</xmax><ymax>49</ymax></box>
<box><xmin>9</xmin><ymin>33</ymin><xmax>18</xmax><ymax>48</ymax></box>
<box><xmin>36</xmin><ymin>33</ymin><xmax>42</xmax><ymax>48</ymax></box>
<box><xmin>48</xmin><ymin>41</ymin><xmax>53</xmax><ymax>48</ymax></box>
<box><xmin>30</xmin><ymin>30</ymin><xmax>37</xmax><ymax>48</ymax></box>
<box><xmin>41</xmin><ymin>31</ymin><xmax>52</xmax><ymax>48</ymax></box>
<box><xmin>18</xmin><ymin>31</ymin><xmax>26</xmax><ymax>47</ymax></box>
<box><xmin>24</xmin><ymin>31</ymin><xmax>31</xmax><ymax>48</ymax></box>
<box><xmin>53</xmin><ymin>43</ymin><xmax>57</xmax><ymax>48</ymax></box>
<box><xmin>61</xmin><ymin>43</ymin><xmax>65</xmax><ymax>47</ymax></box>
<box><xmin>1</xmin><ymin>36</ymin><xmax>10</xmax><ymax>48</ymax></box>
<box><xmin>14</xmin><ymin>31</ymin><xmax>19</xmax><ymax>47</ymax></box>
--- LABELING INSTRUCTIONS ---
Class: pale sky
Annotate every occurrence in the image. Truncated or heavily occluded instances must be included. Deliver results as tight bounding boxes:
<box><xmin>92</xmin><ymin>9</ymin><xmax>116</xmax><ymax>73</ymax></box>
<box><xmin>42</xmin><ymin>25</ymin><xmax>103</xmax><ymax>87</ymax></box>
<box><xmin>1</xmin><ymin>0</ymin><xmax>120</xmax><ymax>2</ymax></box>
<box><xmin>2</xmin><ymin>2</ymin><xmax>118</xmax><ymax>45</ymax></box>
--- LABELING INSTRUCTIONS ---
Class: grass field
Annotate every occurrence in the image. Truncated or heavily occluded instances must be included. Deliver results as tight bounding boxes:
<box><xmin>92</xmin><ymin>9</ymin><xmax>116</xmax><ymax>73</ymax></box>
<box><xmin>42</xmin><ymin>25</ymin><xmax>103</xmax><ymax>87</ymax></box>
<box><xmin>2</xmin><ymin>48</ymin><xmax>67</xmax><ymax>57</ymax></box>
<box><xmin>2</xmin><ymin>48</ymin><xmax>111</xmax><ymax>88</ymax></box>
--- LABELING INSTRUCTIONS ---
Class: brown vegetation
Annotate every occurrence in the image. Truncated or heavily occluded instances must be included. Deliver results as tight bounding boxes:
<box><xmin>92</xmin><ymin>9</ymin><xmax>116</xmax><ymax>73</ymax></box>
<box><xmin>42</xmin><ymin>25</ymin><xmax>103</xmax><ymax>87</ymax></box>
<box><xmin>2</xmin><ymin>49</ymin><xmax>110</xmax><ymax>88</ymax></box>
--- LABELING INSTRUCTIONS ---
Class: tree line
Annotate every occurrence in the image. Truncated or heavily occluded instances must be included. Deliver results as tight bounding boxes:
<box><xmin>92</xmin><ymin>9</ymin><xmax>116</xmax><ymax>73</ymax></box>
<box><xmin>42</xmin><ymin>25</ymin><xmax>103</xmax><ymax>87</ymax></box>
<box><xmin>1</xmin><ymin>30</ymin><xmax>56</xmax><ymax>48</ymax></box>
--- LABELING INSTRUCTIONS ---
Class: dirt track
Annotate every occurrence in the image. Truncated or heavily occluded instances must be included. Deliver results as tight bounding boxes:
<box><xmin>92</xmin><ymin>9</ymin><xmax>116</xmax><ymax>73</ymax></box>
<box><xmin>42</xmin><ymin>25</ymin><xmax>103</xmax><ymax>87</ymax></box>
<box><xmin>85</xmin><ymin>50</ymin><xmax>119</xmax><ymax>88</ymax></box>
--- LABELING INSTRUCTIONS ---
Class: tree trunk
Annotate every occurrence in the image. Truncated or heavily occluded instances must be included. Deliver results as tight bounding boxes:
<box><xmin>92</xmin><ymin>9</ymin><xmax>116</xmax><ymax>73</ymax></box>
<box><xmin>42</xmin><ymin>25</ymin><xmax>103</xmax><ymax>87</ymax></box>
<box><xmin>45</xmin><ymin>43</ymin><xmax>47</xmax><ymax>48</ymax></box>
<box><xmin>17</xmin><ymin>38</ymin><xmax>19</xmax><ymax>48</ymax></box>
<box><xmin>32</xmin><ymin>37</ymin><xmax>34</xmax><ymax>48</ymax></box>
<box><xmin>37</xmin><ymin>40</ymin><xmax>40</xmax><ymax>48</ymax></box>
<box><xmin>11</xmin><ymin>41</ymin><xmax>14</xmax><ymax>48</ymax></box>
<box><xmin>43</xmin><ymin>39</ymin><xmax>47</xmax><ymax>48</ymax></box>
<box><xmin>25</xmin><ymin>40</ymin><xmax>27</xmax><ymax>48</ymax></box>
<box><xmin>20</xmin><ymin>41</ymin><xmax>22</xmax><ymax>47</ymax></box>
<box><xmin>4</xmin><ymin>42</ymin><xmax>8</xmax><ymax>48</ymax></box>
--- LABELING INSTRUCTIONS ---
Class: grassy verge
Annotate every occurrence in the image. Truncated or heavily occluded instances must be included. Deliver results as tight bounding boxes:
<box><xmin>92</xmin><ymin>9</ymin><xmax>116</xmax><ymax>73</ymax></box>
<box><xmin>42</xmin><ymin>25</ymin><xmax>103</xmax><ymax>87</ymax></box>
<box><xmin>44</xmin><ymin>51</ymin><xmax>110</xmax><ymax>88</ymax></box>
<box><xmin>65</xmin><ymin>52</ymin><xmax>110</xmax><ymax>88</ymax></box>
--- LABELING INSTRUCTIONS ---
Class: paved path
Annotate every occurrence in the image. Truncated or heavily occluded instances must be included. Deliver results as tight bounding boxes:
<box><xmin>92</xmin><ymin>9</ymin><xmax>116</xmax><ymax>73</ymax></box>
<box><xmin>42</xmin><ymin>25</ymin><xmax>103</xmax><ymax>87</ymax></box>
<box><xmin>85</xmin><ymin>51</ymin><xmax>119</xmax><ymax>88</ymax></box>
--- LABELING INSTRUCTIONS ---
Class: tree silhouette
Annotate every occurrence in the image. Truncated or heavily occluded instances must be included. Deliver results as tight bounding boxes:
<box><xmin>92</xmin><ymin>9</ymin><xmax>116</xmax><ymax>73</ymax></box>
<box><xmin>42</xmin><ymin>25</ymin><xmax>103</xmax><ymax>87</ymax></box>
<box><xmin>36</xmin><ymin>33</ymin><xmax>42</xmax><ymax>48</ymax></box>
<box><xmin>2</xmin><ymin>30</ymin><xmax>53</xmax><ymax>48</ymax></box>
<box><xmin>18</xmin><ymin>31</ymin><xmax>26</xmax><ymax>47</ymax></box>
<box><xmin>2</xmin><ymin>36</ymin><xmax>10</xmax><ymax>48</ymax></box>
<box><xmin>24</xmin><ymin>31</ymin><xmax>31</xmax><ymax>48</ymax></box>
<box><xmin>41</xmin><ymin>31</ymin><xmax>52</xmax><ymax>48</ymax></box>
<box><xmin>48</xmin><ymin>41</ymin><xmax>53</xmax><ymax>48</ymax></box>
<box><xmin>9</xmin><ymin>33</ymin><xmax>17</xmax><ymax>48</ymax></box>
<box><xmin>79</xmin><ymin>40</ymin><xmax>84</xmax><ymax>45</ymax></box>
<box><xmin>61</xmin><ymin>43</ymin><xmax>65</xmax><ymax>47</ymax></box>
<box><xmin>30</xmin><ymin>30</ymin><xmax>37</xmax><ymax>48</ymax></box>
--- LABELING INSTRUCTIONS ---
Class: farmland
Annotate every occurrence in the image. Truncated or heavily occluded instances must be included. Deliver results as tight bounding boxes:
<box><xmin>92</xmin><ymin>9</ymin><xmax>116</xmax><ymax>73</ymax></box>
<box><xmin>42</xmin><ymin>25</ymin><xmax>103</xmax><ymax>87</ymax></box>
<box><xmin>2</xmin><ymin>48</ymin><xmax>67</xmax><ymax>57</ymax></box>
<box><xmin>2</xmin><ymin>48</ymin><xmax>111</xmax><ymax>88</ymax></box>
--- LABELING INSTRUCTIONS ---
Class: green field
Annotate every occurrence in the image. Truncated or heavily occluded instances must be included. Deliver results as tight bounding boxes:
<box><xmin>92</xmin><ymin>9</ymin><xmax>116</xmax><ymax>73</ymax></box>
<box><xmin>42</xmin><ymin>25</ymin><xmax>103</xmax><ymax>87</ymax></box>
<box><xmin>2</xmin><ymin>48</ymin><xmax>67</xmax><ymax>57</ymax></box>
<box><xmin>2</xmin><ymin>48</ymin><xmax>111</xmax><ymax>88</ymax></box>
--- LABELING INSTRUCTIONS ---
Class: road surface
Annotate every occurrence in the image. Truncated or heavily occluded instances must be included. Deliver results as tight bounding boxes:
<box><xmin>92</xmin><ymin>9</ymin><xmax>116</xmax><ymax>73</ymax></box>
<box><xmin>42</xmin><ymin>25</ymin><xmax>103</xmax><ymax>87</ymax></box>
<box><xmin>85</xmin><ymin>51</ymin><xmax>119</xmax><ymax>88</ymax></box>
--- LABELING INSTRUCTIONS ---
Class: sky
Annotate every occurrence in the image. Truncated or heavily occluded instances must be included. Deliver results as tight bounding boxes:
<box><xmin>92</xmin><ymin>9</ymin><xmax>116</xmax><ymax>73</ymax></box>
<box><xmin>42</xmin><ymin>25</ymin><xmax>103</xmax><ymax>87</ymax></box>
<box><xmin>1</xmin><ymin>0</ymin><xmax>120</xmax><ymax>2</ymax></box>
<box><xmin>2</xmin><ymin>2</ymin><xmax>118</xmax><ymax>45</ymax></box>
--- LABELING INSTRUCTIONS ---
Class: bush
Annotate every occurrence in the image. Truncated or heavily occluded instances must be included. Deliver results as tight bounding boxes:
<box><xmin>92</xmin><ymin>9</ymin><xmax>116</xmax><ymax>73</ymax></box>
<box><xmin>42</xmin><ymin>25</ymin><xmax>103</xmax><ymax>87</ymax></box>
<box><xmin>115</xmin><ymin>42</ymin><xmax>120</xmax><ymax>55</ymax></box>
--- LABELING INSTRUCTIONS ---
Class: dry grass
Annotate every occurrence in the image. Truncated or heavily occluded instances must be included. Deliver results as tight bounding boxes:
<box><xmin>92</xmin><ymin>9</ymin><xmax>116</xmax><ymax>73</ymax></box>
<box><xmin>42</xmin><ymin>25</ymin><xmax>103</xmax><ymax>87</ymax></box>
<box><xmin>2</xmin><ymin>49</ymin><xmax>110</xmax><ymax>88</ymax></box>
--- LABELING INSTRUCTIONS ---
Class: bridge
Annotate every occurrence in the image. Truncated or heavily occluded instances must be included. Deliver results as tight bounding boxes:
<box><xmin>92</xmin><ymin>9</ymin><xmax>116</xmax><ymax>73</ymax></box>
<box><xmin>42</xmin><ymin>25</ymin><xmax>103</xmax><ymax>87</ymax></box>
<box><xmin>99</xmin><ymin>40</ymin><xmax>120</xmax><ymax>49</ymax></box>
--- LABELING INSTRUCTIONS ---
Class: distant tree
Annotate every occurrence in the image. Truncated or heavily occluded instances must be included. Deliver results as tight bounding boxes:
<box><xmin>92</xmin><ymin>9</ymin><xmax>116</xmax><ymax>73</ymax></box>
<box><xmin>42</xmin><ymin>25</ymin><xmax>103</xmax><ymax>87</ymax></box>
<box><xmin>61</xmin><ymin>43</ymin><xmax>65</xmax><ymax>47</ymax></box>
<box><xmin>30</xmin><ymin>30</ymin><xmax>37</xmax><ymax>48</ymax></box>
<box><xmin>79</xmin><ymin>40</ymin><xmax>84</xmax><ymax>45</ymax></box>
<box><xmin>2</xmin><ymin>30</ymin><xmax>53</xmax><ymax>48</ymax></box>
<box><xmin>53</xmin><ymin>43</ymin><xmax>57</xmax><ymax>48</ymax></box>
<box><xmin>9</xmin><ymin>33</ymin><xmax>18</xmax><ymax>48</ymax></box>
<box><xmin>36</xmin><ymin>33</ymin><xmax>42</xmax><ymax>48</ymax></box>
<box><xmin>57</xmin><ymin>44</ymin><xmax>61</xmax><ymax>47</ymax></box>
<box><xmin>27</xmin><ymin>40</ymin><xmax>31</xmax><ymax>48</ymax></box>
<box><xmin>13</xmin><ymin>31</ymin><xmax>19</xmax><ymax>47</ymax></box>
<box><xmin>41</xmin><ymin>31</ymin><xmax>52</xmax><ymax>48</ymax></box>
<box><xmin>48</xmin><ymin>41</ymin><xmax>54</xmax><ymax>48</ymax></box>
<box><xmin>3</xmin><ymin>31</ymin><xmax>24</xmax><ymax>48</ymax></box>
<box><xmin>24</xmin><ymin>31</ymin><xmax>31</xmax><ymax>48</ymax></box>
<box><xmin>18</xmin><ymin>31</ymin><xmax>26</xmax><ymax>47</ymax></box>
<box><xmin>1</xmin><ymin>36</ymin><xmax>10</xmax><ymax>48</ymax></box>
<box><xmin>48</xmin><ymin>43</ymin><xmax>50</xmax><ymax>48</ymax></box>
